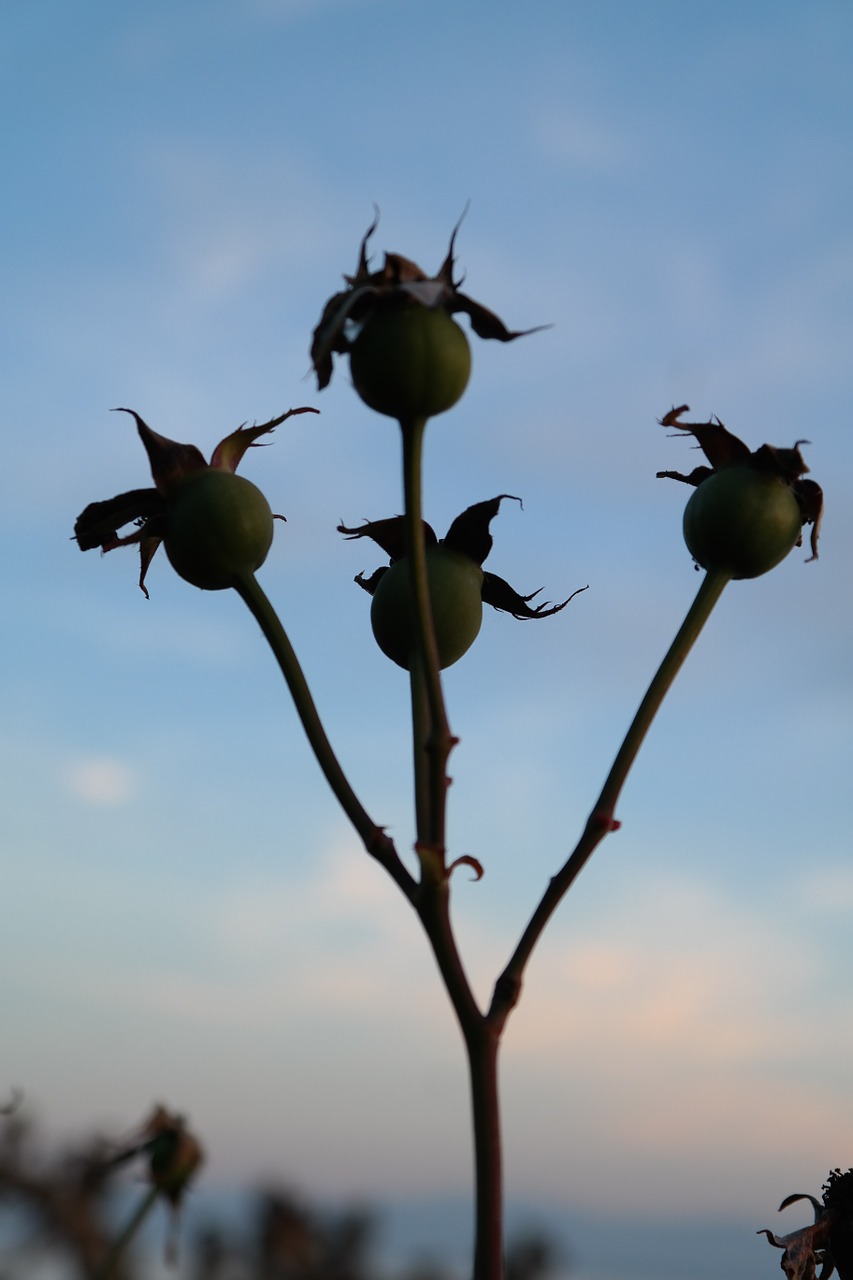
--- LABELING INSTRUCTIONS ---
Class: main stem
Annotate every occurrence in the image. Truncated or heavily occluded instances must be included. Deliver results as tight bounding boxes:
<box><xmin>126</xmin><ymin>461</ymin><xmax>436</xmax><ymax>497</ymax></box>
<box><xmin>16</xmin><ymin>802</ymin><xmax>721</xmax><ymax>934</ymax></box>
<box><xmin>398</xmin><ymin>416</ymin><xmax>501</xmax><ymax>1278</ymax></box>
<box><xmin>400</xmin><ymin>415</ymin><xmax>455</xmax><ymax>853</ymax></box>
<box><xmin>415</xmin><ymin>879</ymin><xmax>501</xmax><ymax>1280</ymax></box>
<box><xmin>467</xmin><ymin>1023</ymin><xmax>502</xmax><ymax>1280</ymax></box>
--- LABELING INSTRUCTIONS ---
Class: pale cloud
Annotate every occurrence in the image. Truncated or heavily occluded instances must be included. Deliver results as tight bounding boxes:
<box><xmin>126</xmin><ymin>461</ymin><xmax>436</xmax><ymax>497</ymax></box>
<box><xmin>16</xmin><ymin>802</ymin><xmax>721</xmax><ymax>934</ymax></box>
<box><xmin>250</xmin><ymin>0</ymin><xmax>365</xmax><ymax>17</ymax></box>
<box><xmin>493</xmin><ymin>874</ymin><xmax>853</xmax><ymax>1211</ymax></box>
<box><xmin>793</xmin><ymin>862</ymin><xmax>853</xmax><ymax>913</ymax></box>
<box><xmin>103</xmin><ymin>850</ymin><xmax>850</xmax><ymax>1091</ymax></box>
<box><xmin>532</xmin><ymin>108</ymin><xmax>628</xmax><ymax>174</ymax></box>
<box><xmin>63</xmin><ymin>755</ymin><xmax>138</xmax><ymax>806</ymax></box>
<box><xmin>13</xmin><ymin>837</ymin><xmax>853</xmax><ymax>1209</ymax></box>
<box><xmin>50</xmin><ymin>837</ymin><xmax>443</xmax><ymax>1033</ymax></box>
<box><xmin>511</xmin><ymin>876</ymin><xmax>824</xmax><ymax>1067</ymax></box>
<box><xmin>139</xmin><ymin>140</ymin><xmax>338</xmax><ymax>305</ymax></box>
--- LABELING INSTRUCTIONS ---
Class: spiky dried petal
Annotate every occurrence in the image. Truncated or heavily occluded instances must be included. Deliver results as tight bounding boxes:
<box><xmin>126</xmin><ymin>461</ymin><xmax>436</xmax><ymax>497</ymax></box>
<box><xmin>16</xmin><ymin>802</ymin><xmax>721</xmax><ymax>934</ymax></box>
<box><xmin>115</xmin><ymin>409</ymin><xmax>207</xmax><ymax>496</ymax></box>
<box><xmin>210</xmin><ymin>407</ymin><xmax>319</xmax><ymax>472</ymax></box>
<box><xmin>353</xmin><ymin>566</ymin><xmax>388</xmax><ymax>596</ymax></box>
<box><xmin>73</xmin><ymin>488</ymin><xmax>164</xmax><ymax>552</ymax></box>
<box><xmin>338</xmin><ymin>516</ymin><xmax>437</xmax><ymax>562</ymax></box>
<box><xmin>658</xmin><ymin>407</ymin><xmax>752</xmax><ymax>471</ymax></box>
<box><xmin>482</xmin><ymin>572</ymin><xmax>587</xmax><ymax>619</ymax></box>
<box><xmin>443</xmin><ymin>495</ymin><xmax>522</xmax><ymax>566</ymax></box>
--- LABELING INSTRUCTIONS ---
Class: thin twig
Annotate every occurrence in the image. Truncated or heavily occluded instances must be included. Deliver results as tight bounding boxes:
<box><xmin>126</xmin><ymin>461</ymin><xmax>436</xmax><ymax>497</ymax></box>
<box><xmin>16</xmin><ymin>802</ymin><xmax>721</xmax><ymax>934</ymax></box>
<box><xmin>489</xmin><ymin>566</ymin><xmax>731</xmax><ymax>1030</ymax></box>
<box><xmin>233</xmin><ymin>570</ymin><xmax>417</xmax><ymax>903</ymax></box>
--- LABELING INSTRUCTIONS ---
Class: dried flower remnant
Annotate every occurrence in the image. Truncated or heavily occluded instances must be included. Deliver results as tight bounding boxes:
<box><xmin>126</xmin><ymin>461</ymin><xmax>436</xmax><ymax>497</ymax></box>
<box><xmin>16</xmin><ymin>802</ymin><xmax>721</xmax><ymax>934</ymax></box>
<box><xmin>310</xmin><ymin>214</ymin><xmax>544</xmax><ymax>419</ymax></box>
<box><xmin>74</xmin><ymin>406</ymin><xmax>318</xmax><ymax>596</ymax></box>
<box><xmin>138</xmin><ymin>1106</ymin><xmax>204</xmax><ymax>1211</ymax></box>
<box><xmin>759</xmin><ymin>1168</ymin><xmax>853</xmax><ymax>1279</ymax></box>
<box><xmin>109</xmin><ymin>1106</ymin><xmax>204</xmax><ymax>1265</ymax></box>
<box><xmin>339</xmin><ymin>495</ymin><xmax>587</xmax><ymax>669</ymax></box>
<box><xmin>657</xmin><ymin>405</ymin><xmax>824</xmax><ymax>578</ymax></box>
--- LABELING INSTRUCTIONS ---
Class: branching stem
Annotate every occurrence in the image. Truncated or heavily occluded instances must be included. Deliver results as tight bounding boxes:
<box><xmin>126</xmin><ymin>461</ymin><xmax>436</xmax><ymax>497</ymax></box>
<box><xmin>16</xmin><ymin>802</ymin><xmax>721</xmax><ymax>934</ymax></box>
<box><xmin>236</xmin><ymin>467</ymin><xmax>729</xmax><ymax>1280</ymax></box>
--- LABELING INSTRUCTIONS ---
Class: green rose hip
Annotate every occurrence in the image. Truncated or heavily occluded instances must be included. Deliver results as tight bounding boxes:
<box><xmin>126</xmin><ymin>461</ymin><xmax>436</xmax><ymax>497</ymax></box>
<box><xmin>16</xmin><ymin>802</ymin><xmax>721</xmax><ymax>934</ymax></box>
<box><xmin>349</xmin><ymin>302</ymin><xmax>472</xmax><ymax>421</ymax></box>
<box><xmin>370</xmin><ymin>548</ymin><xmax>484</xmax><ymax>670</ymax></box>
<box><xmin>165</xmin><ymin>470</ymin><xmax>275</xmax><ymax>591</ymax></box>
<box><xmin>683</xmin><ymin>468</ymin><xmax>804</xmax><ymax>579</ymax></box>
<box><xmin>658</xmin><ymin>406</ymin><xmax>823</xmax><ymax>576</ymax></box>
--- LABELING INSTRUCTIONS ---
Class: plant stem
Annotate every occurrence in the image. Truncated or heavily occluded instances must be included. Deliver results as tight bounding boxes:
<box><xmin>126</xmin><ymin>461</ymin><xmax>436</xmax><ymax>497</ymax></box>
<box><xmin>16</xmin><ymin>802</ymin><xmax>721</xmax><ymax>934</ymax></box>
<box><xmin>490</xmin><ymin>565</ymin><xmax>731</xmax><ymax>1028</ymax></box>
<box><xmin>466</xmin><ymin>1023</ymin><xmax>503</xmax><ymax>1280</ymax></box>
<box><xmin>233</xmin><ymin>570</ymin><xmax>417</xmax><ymax>904</ymax></box>
<box><xmin>399</xmin><ymin>419</ymin><xmax>458</xmax><ymax>860</ymax></box>
<box><xmin>93</xmin><ymin>1184</ymin><xmax>159</xmax><ymax>1280</ymax></box>
<box><xmin>399</xmin><ymin>416</ymin><xmax>455</xmax><ymax>855</ymax></box>
<box><xmin>396</xmin><ymin>418</ymin><xmax>501</xmax><ymax>1274</ymax></box>
<box><xmin>410</xmin><ymin>651</ymin><xmax>431</xmax><ymax>838</ymax></box>
<box><xmin>414</xmin><ymin>881</ymin><xmax>497</xmax><ymax>1277</ymax></box>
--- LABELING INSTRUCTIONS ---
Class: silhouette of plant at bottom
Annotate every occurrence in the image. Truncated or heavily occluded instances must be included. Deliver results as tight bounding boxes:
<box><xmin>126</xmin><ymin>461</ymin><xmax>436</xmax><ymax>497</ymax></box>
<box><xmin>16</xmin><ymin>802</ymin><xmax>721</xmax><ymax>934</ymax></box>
<box><xmin>759</xmin><ymin>1168</ymin><xmax>853</xmax><ymax>1279</ymax></box>
<box><xmin>0</xmin><ymin>1103</ymin><xmax>202</xmax><ymax>1280</ymax></box>
<box><xmin>0</xmin><ymin>1107</ymin><xmax>566</xmax><ymax>1279</ymax></box>
<box><xmin>191</xmin><ymin>1188</ymin><xmax>566</xmax><ymax>1280</ymax></box>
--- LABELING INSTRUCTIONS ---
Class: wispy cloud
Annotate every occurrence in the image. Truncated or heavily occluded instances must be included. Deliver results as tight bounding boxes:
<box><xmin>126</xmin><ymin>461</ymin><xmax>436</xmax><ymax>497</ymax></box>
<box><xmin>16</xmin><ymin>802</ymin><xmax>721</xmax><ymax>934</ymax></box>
<box><xmin>531</xmin><ymin>108</ymin><xmax>628</xmax><ymax>174</ymax></box>
<box><xmin>62</xmin><ymin>755</ymin><xmax>139</xmax><ymax>806</ymax></box>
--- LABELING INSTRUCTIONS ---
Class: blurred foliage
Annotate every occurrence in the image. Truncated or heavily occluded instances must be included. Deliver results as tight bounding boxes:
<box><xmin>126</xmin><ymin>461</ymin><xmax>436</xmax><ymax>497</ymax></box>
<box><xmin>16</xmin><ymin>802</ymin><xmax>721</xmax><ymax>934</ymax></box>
<box><xmin>0</xmin><ymin>1110</ymin><xmax>566</xmax><ymax>1280</ymax></box>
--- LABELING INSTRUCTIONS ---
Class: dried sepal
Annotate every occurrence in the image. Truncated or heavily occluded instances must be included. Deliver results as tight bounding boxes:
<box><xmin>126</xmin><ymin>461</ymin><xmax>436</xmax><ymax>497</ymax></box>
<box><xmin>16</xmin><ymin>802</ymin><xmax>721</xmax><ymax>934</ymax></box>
<box><xmin>443</xmin><ymin>495</ymin><xmax>522</xmax><ymax>566</ymax></box>
<box><xmin>341</xmin><ymin>497</ymin><xmax>585</xmax><ymax>620</ymax></box>
<box><xmin>74</xmin><ymin>488</ymin><xmax>165</xmax><ymax>553</ymax></box>
<box><xmin>796</xmin><ymin>478</ymin><xmax>824</xmax><ymax>562</ymax></box>
<box><xmin>354</xmin><ymin>566</ymin><xmax>388</xmax><ymax>595</ymax></box>
<box><xmin>482</xmin><ymin>572</ymin><xmax>587</xmax><ymax>619</ymax></box>
<box><xmin>659</xmin><ymin>405</ymin><xmax>752</xmax><ymax>472</ymax></box>
<box><xmin>210</xmin><ymin>407</ymin><xmax>319</xmax><ymax>473</ymax></box>
<box><xmin>338</xmin><ymin>516</ymin><xmax>438</xmax><ymax>562</ymax></box>
<box><xmin>311</xmin><ymin>215</ymin><xmax>545</xmax><ymax>390</ymax></box>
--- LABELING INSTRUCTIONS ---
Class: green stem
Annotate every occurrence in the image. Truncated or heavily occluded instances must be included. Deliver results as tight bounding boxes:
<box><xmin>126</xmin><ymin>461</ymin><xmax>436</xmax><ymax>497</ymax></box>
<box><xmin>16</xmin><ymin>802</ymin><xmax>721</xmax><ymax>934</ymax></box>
<box><xmin>490</xmin><ymin>566</ymin><xmax>731</xmax><ymax>1028</ymax></box>
<box><xmin>413</xmin><ymin>880</ymin><xmax>497</xmax><ymax>1275</ymax></box>
<box><xmin>410</xmin><ymin>650</ymin><xmax>431</xmax><ymax>839</ymax></box>
<box><xmin>466</xmin><ymin>1025</ymin><xmax>503</xmax><ymax>1280</ymax></box>
<box><xmin>233</xmin><ymin>571</ymin><xmax>417</xmax><ymax>904</ymax></box>
<box><xmin>396</xmin><ymin>419</ymin><xmax>498</xmax><ymax>1271</ymax></box>
<box><xmin>93</xmin><ymin>1185</ymin><xmax>159</xmax><ymax>1280</ymax></box>
<box><xmin>399</xmin><ymin>416</ymin><xmax>455</xmax><ymax>857</ymax></box>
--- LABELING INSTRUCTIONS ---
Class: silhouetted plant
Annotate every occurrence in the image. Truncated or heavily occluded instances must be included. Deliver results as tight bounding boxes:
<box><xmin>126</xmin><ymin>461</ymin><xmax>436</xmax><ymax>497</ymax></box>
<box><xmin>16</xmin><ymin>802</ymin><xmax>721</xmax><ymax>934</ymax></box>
<box><xmin>74</xmin><ymin>217</ymin><xmax>825</xmax><ymax>1280</ymax></box>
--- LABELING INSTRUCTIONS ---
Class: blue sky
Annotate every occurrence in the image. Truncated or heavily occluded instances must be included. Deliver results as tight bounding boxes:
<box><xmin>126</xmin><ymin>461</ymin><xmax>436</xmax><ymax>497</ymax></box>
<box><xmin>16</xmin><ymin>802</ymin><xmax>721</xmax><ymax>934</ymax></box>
<box><xmin>2</xmin><ymin>2</ymin><xmax>853</xmax><ymax>1276</ymax></box>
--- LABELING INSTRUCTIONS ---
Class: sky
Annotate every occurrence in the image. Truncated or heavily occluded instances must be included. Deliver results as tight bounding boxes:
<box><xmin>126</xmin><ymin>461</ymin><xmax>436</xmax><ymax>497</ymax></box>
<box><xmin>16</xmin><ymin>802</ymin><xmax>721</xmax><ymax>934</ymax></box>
<box><xmin>2</xmin><ymin>2</ymin><xmax>852</xmax><ymax>1277</ymax></box>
